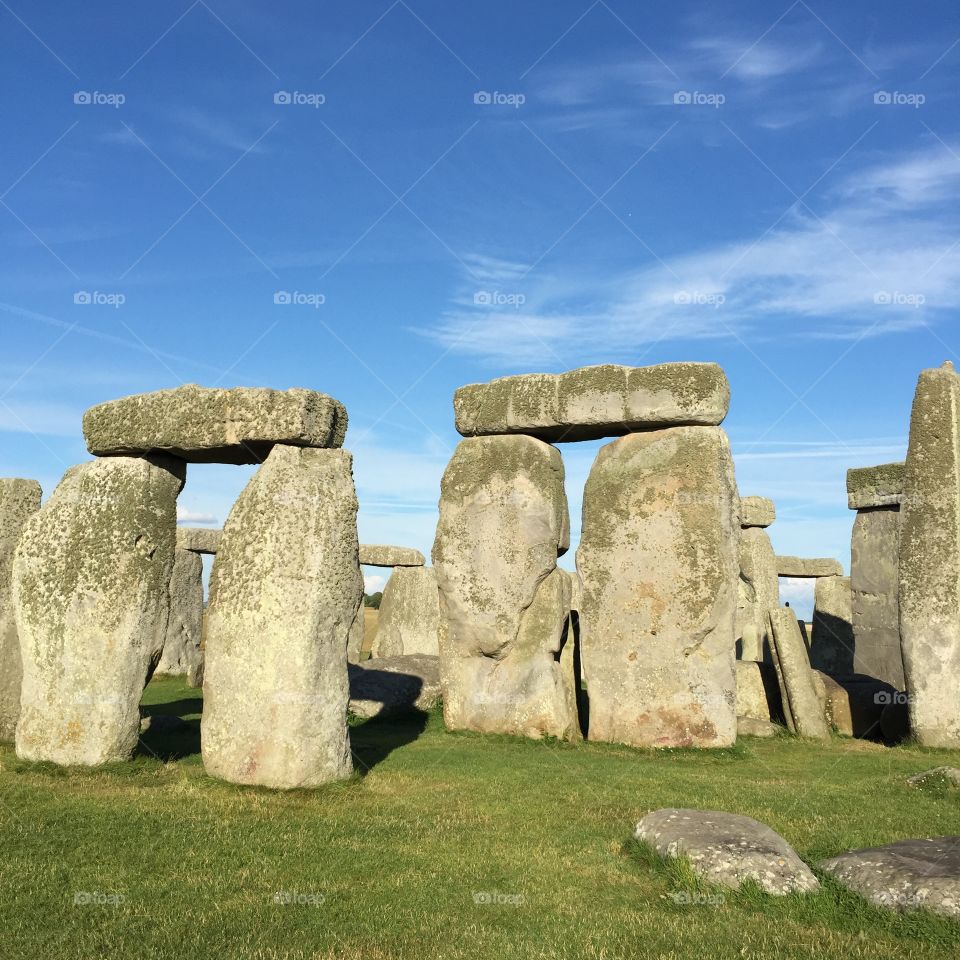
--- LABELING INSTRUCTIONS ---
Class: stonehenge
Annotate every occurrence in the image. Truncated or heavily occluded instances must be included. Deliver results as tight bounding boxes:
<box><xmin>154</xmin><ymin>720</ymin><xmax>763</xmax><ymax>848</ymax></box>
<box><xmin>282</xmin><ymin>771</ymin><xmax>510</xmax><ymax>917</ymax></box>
<box><xmin>372</xmin><ymin>567</ymin><xmax>441</xmax><ymax>658</ymax></box>
<box><xmin>360</xmin><ymin>544</ymin><xmax>425</xmax><ymax>567</ymax></box>
<box><xmin>155</xmin><ymin>548</ymin><xmax>204</xmax><ymax>678</ymax></box>
<box><xmin>809</xmin><ymin>576</ymin><xmax>854</xmax><ymax>676</ymax></box>
<box><xmin>737</xmin><ymin>497</ymin><xmax>779</xmax><ymax>662</ymax></box>
<box><xmin>176</xmin><ymin>525</ymin><xmax>221</xmax><ymax>554</ymax></box>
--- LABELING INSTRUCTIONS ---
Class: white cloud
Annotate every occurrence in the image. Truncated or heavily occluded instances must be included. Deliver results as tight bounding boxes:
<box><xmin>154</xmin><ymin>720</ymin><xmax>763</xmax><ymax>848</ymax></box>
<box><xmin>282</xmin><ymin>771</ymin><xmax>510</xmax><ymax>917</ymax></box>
<box><xmin>363</xmin><ymin>573</ymin><xmax>387</xmax><ymax>595</ymax></box>
<box><xmin>176</xmin><ymin>508</ymin><xmax>219</xmax><ymax>525</ymax></box>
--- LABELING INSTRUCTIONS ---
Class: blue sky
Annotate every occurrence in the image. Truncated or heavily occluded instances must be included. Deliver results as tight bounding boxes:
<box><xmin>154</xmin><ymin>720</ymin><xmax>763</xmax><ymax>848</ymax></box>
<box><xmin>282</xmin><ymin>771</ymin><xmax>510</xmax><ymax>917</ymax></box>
<box><xmin>2</xmin><ymin>1</ymin><xmax>959</xmax><ymax>614</ymax></box>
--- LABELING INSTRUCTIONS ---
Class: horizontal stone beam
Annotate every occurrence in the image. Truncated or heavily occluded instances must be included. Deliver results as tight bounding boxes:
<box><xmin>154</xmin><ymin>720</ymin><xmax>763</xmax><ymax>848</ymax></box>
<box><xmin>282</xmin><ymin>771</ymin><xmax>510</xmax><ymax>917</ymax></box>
<box><xmin>741</xmin><ymin>496</ymin><xmax>775</xmax><ymax>528</ymax></box>
<box><xmin>453</xmin><ymin>362</ymin><xmax>730</xmax><ymax>443</ymax></box>
<box><xmin>84</xmin><ymin>385</ymin><xmax>347</xmax><ymax>465</ymax></box>
<box><xmin>846</xmin><ymin>462</ymin><xmax>904</xmax><ymax>510</ymax></box>
<box><xmin>176</xmin><ymin>526</ymin><xmax>221</xmax><ymax>555</ymax></box>
<box><xmin>776</xmin><ymin>556</ymin><xmax>843</xmax><ymax>579</ymax></box>
<box><xmin>359</xmin><ymin>544</ymin><xmax>425</xmax><ymax>568</ymax></box>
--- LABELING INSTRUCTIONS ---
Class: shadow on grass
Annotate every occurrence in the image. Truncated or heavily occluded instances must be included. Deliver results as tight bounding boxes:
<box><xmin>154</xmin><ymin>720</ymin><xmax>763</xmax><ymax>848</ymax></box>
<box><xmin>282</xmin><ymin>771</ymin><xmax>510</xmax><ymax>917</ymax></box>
<box><xmin>348</xmin><ymin>710</ymin><xmax>430</xmax><ymax>776</ymax></box>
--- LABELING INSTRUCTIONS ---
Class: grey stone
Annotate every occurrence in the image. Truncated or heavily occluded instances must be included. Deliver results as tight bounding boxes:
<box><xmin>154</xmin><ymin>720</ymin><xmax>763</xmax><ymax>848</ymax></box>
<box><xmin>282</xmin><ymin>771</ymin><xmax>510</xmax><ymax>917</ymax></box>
<box><xmin>899</xmin><ymin>363</ymin><xmax>960</xmax><ymax>747</ymax></box>
<box><xmin>454</xmin><ymin>362</ymin><xmax>730</xmax><ymax>443</ymax></box>
<box><xmin>635</xmin><ymin>809</ymin><xmax>819</xmax><ymax>895</ymax></box>
<box><xmin>775</xmin><ymin>556</ymin><xmax>844</xmax><ymax>578</ymax></box>
<box><xmin>14</xmin><ymin>456</ymin><xmax>183</xmax><ymax>765</ymax></box>
<box><xmin>139</xmin><ymin>713</ymin><xmax>187</xmax><ymax>735</ymax></box>
<box><xmin>201</xmin><ymin>445</ymin><xmax>362</xmax><ymax>789</ymax></box>
<box><xmin>433</xmin><ymin>435</ymin><xmax>577</xmax><ymax>740</ymax></box>
<box><xmin>737</xmin><ymin>716</ymin><xmax>779</xmax><ymax>738</ymax></box>
<box><xmin>810</xmin><ymin>576</ymin><xmax>854</xmax><ymax>676</ymax></box>
<box><xmin>84</xmin><ymin>385</ymin><xmax>347</xmax><ymax>465</ymax></box>
<box><xmin>176</xmin><ymin>526</ymin><xmax>221</xmax><ymax>554</ymax></box>
<box><xmin>0</xmin><ymin>479</ymin><xmax>41</xmax><ymax>741</ymax></box>
<box><xmin>371</xmin><ymin>567</ymin><xmax>441</xmax><ymax>658</ymax></box>
<box><xmin>851</xmin><ymin>506</ymin><xmax>904</xmax><ymax>688</ymax></box>
<box><xmin>907</xmin><ymin>767</ymin><xmax>960</xmax><ymax>788</ymax></box>
<box><xmin>820</xmin><ymin>838</ymin><xmax>960</xmax><ymax>917</ymax></box>
<box><xmin>358</xmin><ymin>545</ymin><xmax>425</xmax><ymax>568</ymax></box>
<box><xmin>767</xmin><ymin>608</ymin><xmax>830</xmax><ymax>740</ymax></box>
<box><xmin>736</xmin><ymin>660</ymin><xmax>773</xmax><ymax>722</ymax></box>
<box><xmin>847</xmin><ymin>462</ymin><xmax>904</xmax><ymax>510</ymax></box>
<box><xmin>737</xmin><ymin>527</ymin><xmax>779</xmax><ymax>662</ymax></box>
<box><xmin>740</xmin><ymin>496</ymin><xmax>775</xmax><ymax>529</ymax></box>
<box><xmin>578</xmin><ymin>427</ymin><xmax>739</xmax><ymax>748</ymax></box>
<box><xmin>155</xmin><ymin>549</ymin><xmax>203</xmax><ymax>677</ymax></box>
<box><xmin>347</xmin><ymin>603</ymin><xmax>364</xmax><ymax>664</ymax></box>
<box><xmin>812</xmin><ymin>671</ymin><xmax>891</xmax><ymax>738</ymax></box>
<box><xmin>187</xmin><ymin>654</ymin><xmax>204</xmax><ymax>689</ymax></box>
<box><xmin>348</xmin><ymin>654</ymin><xmax>441</xmax><ymax>718</ymax></box>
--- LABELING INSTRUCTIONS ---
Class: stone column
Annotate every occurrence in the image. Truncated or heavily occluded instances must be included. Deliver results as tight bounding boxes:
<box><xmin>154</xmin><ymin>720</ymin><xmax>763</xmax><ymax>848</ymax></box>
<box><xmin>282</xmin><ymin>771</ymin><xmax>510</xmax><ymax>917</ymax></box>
<box><xmin>577</xmin><ymin>426</ymin><xmax>739</xmax><ymax>748</ymax></box>
<box><xmin>372</xmin><ymin>566</ymin><xmax>441</xmax><ymax>658</ymax></box>
<box><xmin>899</xmin><ymin>362</ymin><xmax>960</xmax><ymax>747</ymax></box>
<box><xmin>201</xmin><ymin>445</ymin><xmax>362</xmax><ymax>788</ymax></box>
<box><xmin>347</xmin><ymin>603</ymin><xmax>365</xmax><ymax>663</ymax></box>
<box><xmin>0</xmin><ymin>479</ymin><xmax>42</xmax><ymax>741</ymax></box>
<box><xmin>810</xmin><ymin>576</ymin><xmax>854</xmax><ymax>676</ymax></box>
<box><xmin>13</xmin><ymin>456</ymin><xmax>183</xmax><ymax>765</ymax></box>
<box><xmin>155</xmin><ymin>548</ymin><xmax>204</xmax><ymax>677</ymax></box>
<box><xmin>432</xmin><ymin>435</ymin><xmax>576</xmax><ymax>741</ymax></box>
<box><xmin>737</xmin><ymin>497</ymin><xmax>778</xmax><ymax>662</ymax></box>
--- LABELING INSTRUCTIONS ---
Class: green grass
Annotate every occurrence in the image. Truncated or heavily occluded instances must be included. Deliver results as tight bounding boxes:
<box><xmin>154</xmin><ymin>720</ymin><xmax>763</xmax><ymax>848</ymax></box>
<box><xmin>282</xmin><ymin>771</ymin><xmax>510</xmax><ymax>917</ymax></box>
<box><xmin>0</xmin><ymin>675</ymin><xmax>958</xmax><ymax>959</ymax></box>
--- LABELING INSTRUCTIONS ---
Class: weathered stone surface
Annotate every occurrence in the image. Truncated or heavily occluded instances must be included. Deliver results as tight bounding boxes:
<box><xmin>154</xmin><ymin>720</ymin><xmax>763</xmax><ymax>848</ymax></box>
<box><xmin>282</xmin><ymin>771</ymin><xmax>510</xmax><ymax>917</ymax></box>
<box><xmin>578</xmin><ymin>427</ymin><xmax>739</xmax><ymax>748</ymax></box>
<box><xmin>776</xmin><ymin>556</ymin><xmax>844</xmax><ymax>578</ymax></box>
<box><xmin>0</xmin><ymin>480</ymin><xmax>41</xmax><ymax>741</ymax></box>
<box><xmin>454</xmin><ymin>363</ymin><xmax>730</xmax><ymax>443</ymax></box>
<box><xmin>899</xmin><ymin>363</ymin><xmax>960</xmax><ymax>747</ymax></box>
<box><xmin>810</xmin><ymin>576</ymin><xmax>854</xmax><ymax>676</ymax></box>
<box><xmin>767</xmin><ymin>608</ymin><xmax>830</xmax><ymax>740</ymax></box>
<box><xmin>847</xmin><ymin>462</ymin><xmax>904</xmax><ymax>510</ymax></box>
<box><xmin>187</xmin><ymin>654</ymin><xmax>203</xmax><ymax>688</ymax></box>
<box><xmin>347</xmin><ymin>603</ymin><xmax>364</xmax><ymax>664</ymax></box>
<box><xmin>201</xmin><ymin>445</ymin><xmax>362</xmax><ymax>788</ymax></box>
<box><xmin>736</xmin><ymin>660</ymin><xmax>773</xmax><ymax>722</ymax></box>
<box><xmin>155</xmin><ymin>549</ymin><xmax>203</xmax><ymax>677</ymax></box>
<box><xmin>820</xmin><ymin>838</ymin><xmax>960</xmax><ymax>917</ymax></box>
<box><xmin>371</xmin><ymin>567</ymin><xmax>440</xmax><ymax>658</ymax></box>
<box><xmin>635</xmin><ymin>809</ymin><xmax>819</xmax><ymax>895</ymax></box>
<box><xmin>851</xmin><ymin>506</ymin><xmax>904</xmax><ymax>688</ymax></box>
<box><xmin>737</xmin><ymin>527</ymin><xmax>779</xmax><ymax>662</ymax></box>
<box><xmin>176</xmin><ymin>526</ymin><xmax>221</xmax><ymax>554</ymax></box>
<box><xmin>812</xmin><ymin>671</ymin><xmax>891</xmax><ymax>738</ymax></box>
<box><xmin>14</xmin><ymin>456</ymin><xmax>183</xmax><ymax>765</ymax></box>
<box><xmin>84</xmin><ymin>385</ymin><xmax>347</xmax><ymax>465</ymax></box>
<box><xmin>433</xmin><ymin>435</ymin><xmax>576</xmax><ymax>740</ymax></box>
<box><xmin>740</xmin><ymin>496</ymin><xmax>775</xmax><ymax>529</ymax></box>
<box><xmin>348</xmin><ymin>654</ymin><xmax>441</xmax><ymax>717</ymax></box>
<box><xmin>907</xmin><ymin>767</ymin><xmax>960</xmax><ymax>788</ymax></box>
<box><xmin>359</xmin><ymin>545</ymin><xmax>425</xmax><ymax>568</ymax></box>
<box><xmin>737</xmin><ymin>716</ymin><xmax>779</xmax><ymax>738</ymax></box>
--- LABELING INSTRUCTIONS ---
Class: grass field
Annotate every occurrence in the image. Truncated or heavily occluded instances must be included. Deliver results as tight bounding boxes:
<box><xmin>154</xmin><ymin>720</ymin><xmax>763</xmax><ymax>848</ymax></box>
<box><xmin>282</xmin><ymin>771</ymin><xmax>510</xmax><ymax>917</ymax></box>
<box><xmin>0</xmin><ymin>674</ymin><xmax>958</xmax><ymax>960</ymax></box>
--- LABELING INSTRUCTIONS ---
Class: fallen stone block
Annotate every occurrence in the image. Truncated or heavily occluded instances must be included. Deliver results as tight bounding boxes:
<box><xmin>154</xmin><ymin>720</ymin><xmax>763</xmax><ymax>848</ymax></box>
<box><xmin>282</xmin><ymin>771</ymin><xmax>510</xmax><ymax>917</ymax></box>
<box><xmin>176</xmin><ymin>526</ymin><xmax>221</xmax><ymax>554</ymax></box>
<box><xmin>767</xmin><ymin>608</ymin><xmax>830</xmax><ymax>740</ymax></box>
<box><xmin>737</xmin><ymin>716</ymin><xmax>779</xmax><ymax>738</ymax></box>
<box><xmin>907</xmin><ymin>767</ymin><xmax>960</xmax><ymax>788</ymax></box>
<box><xmin>84</xmin><ymin>385</ymin><xmax>347</xmax><ymax>465</ymax></box>
<box><xmin>740</xmin><ymin>496</ymin><xmax>775</xmax><ymax>529</ymax></box>
<box><xmin>812</xmin><ymin>672</ymin><xmax>892</xmax><ymax>738</ymax></box>
<box><xmin>847</xmin><ymin>462</ymin><xmax>904</xmax><ymax>510</ymax></box>
<box><xmin>820</xmin><ymin>838</ymin><xmax>960</xmax><ymax>917</ymax></box>
<box><xmin>775</xmin><ymin>556</ymin><xmax>843</xmax><ymax>578</ymax></box>
<box><xmin>348</xmin><ymin>654</ymin><xmax>441</xmax><ymax>718</ymax></box>
<box><xmin>359</xmin><ymin>544</ymin><xmax>425</xmax><ymax>567</ymax></box>
<box><xmin>454</xmin><ymin>362</ymin><xmax>730</xmax><ymax>443</ymax></box>
<box><xmin>635</xmin><ymin>809</ymin><xmax>819</xmax><ymax>894</ymax></box>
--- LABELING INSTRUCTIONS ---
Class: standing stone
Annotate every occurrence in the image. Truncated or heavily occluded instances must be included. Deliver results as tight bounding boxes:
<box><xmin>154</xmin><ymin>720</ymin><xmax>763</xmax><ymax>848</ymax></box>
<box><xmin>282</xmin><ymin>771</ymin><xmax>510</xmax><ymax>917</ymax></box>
<box><xmin>432</xmin><ymin>435</ymin><xmax>576</xmax><ymax>740</ymax></box>
<box><xmin>578</xmin><ymin>427</ymin><xmax>739</xmax><ymax>748</ymax></box>
<box><xmin>371</xmin><ymin>567</ymin><xmax>441</xmax><ymax>658</ymax></box>
<box><xmin>736</xmin><ymin>660</ymin><xmax>775</xmax><ymax>722</ymax></box>
<box><xmin>900</xmin><ymin>363</ymin><xmax>960</xmax><ymax>747</ymax></box>
<box><xmin>0</xmin><ymin>480</ymin><xmax>42</xmax><ymax>741</ymax></box>
<box><xmin>810</xmin><ymin>576</ymin><xmax>855</xmax><ymax>676</ymax></box>
<box><xmin>14</xmin><ymin>456</ymin><xmax>183</xmax><ymax>765</ymax></box>
<box><xmin>155</xmin><ymin>549</ymin><xmax>203</xmax><ymax>677</ymax></box>
<box><xmin>851</xmin><ymin>507</ymin><xmax>904</xmax><ymax>687</ymax></box>
<box><xmin>201</xmin><ymin>445</ymin><xmax>362</xmax><ymax>788</ymax></box>
<box><xmin>737</xmin><ymin>526</ymin><xmax>779</xmax><ymax>662</ymax></box>
<box><xmin>347</xmin><ymin>603</ymin><xmax>365</xmax><ymax>664</ymax></box>
<box><xmin>767</xmin><ymin>608</ymin><xmax>830</xmax><ymax>740</ymax></box>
